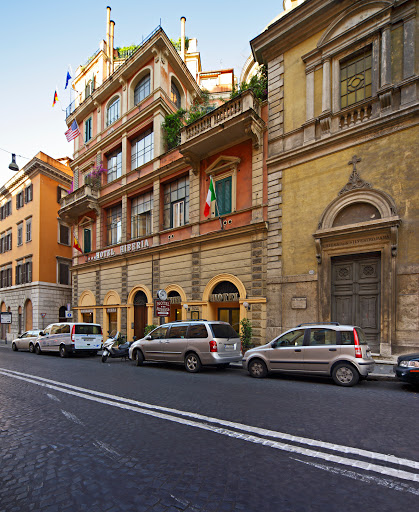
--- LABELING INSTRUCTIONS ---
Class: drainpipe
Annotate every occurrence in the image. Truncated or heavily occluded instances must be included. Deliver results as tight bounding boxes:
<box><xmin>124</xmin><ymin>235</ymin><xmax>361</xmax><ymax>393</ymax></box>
<box><xmin>110</xmin><ymin>20</ymin><xmax>115</xmax><ymax>74</ymax></box>
<box><xmin>180</xmin><ymin>16</ymin><xmax>186</xmax><ymax>61</ymax></box>
<box><xmin>106</xmin><ymin>6</ymin><xmax>111</xmax><ymax>77</ymax></box>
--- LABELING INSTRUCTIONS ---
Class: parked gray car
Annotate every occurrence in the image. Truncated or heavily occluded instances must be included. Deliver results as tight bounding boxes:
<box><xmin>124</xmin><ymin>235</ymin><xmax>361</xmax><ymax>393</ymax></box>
<box><xmin>242</xmin><ymin>323</ymin><xmax>375</xmax><ymax>386</ymax></box>
<box><xmin>11</xmin><ymin>330</ymin><xmax>42</xmax><ymax>352</ymax></box>
<box><xmin>129</xmin><ymin>321</ymin><xmax>242</xmax><ymax>372</ymax></box>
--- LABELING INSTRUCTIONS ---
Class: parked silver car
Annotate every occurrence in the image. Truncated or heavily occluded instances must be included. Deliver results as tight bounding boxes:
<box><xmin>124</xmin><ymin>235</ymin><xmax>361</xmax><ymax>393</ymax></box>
<box><xmin>11</xmin><ymin>330</ymin><xmax>42</xmax><ymax>352</ymax></box>
<box><xmin>242</xmin><ymin>323</ymin><xmax>375</xmax><ymax>386</ymax></box>
<box><xmin>129</xmin><ymin>321</ymin><xmax>242</xmax><ymax>372</ymax></box>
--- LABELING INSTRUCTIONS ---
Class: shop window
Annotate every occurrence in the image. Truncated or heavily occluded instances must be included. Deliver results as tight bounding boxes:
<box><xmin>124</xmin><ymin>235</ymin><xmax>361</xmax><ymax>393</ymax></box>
<box><xmin>340</xmin><ymin>47</ymin><xmax>372</xmax><ymax>108</ymax></box>
<box><xmin>131</xmin><ymin>192</ymin><xmax>153</xmax><ymax>238</ymax></box>
<box><xmin>134</xmin><ymin>74</ymin><xmax>150</xmax><ymax>105</ymax></box>
<box><xmin>131</xmin><ymin>129</ymin><xmax>153</xmax><ymax>169</ymax></box>
<box><xmin>163</xmin><ymin>177</ymin><xmax>189</xmax><ymax>229</ymax></box>
<box><xmin>106</xmin><ymin>97</ymin><xmax>120</xmax><ymax>126</ymax></box>
<box><xmin>106</xmin><ymin>204</ymin><xmax>122</xmax><ymax>246</ymax></box>
<box><xmin>107</xmin><ymin>149</ymin><xmax>122</xmax><ymax>182</ymax></box>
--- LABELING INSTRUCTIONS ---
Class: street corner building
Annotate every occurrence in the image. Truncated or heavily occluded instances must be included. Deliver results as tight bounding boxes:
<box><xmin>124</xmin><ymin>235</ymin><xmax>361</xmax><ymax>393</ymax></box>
<box><xmin>0</xmin><ymin>153</ymin><xmax>74</xmax><ymax>341</ymax></box>
<box><xmin>251</xmin><ymin>0</ymin><xmax>419</xmax><ymax>355</ymax></box>
<box><xmin>59</xmin><ymin>9</ymin><xmax>269</xmax><ymax>343</ymax></box>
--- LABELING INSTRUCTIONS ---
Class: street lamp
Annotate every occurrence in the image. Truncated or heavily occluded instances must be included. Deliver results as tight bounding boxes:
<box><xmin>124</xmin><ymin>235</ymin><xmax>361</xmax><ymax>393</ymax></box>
<box><xmin>8</xmin><ymin>154</ymin><xmax>19</xmax><ymax>172</ymax></box>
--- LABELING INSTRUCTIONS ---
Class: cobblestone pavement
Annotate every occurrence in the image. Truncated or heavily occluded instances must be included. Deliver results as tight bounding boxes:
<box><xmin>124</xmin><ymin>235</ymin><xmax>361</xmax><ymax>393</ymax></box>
<box><xmin>0</xmin><ymin>347</ymin><xmax>418</xmax><ymax>512</ymax></box>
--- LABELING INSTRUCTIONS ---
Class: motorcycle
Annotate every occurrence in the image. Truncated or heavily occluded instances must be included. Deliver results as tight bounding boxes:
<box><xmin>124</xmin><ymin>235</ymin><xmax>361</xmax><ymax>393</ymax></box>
<box><xmin>101</xmin><ymin>331</ymin><xmax>133</xmax><ymax>363</ymax></box>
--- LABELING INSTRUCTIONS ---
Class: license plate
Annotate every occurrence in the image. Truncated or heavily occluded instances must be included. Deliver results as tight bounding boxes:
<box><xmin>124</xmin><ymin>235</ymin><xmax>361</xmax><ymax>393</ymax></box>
<box><xmin>224</xmin><ymin>345</ymin><xmax>234</xmax><ymax>351</ymax></box>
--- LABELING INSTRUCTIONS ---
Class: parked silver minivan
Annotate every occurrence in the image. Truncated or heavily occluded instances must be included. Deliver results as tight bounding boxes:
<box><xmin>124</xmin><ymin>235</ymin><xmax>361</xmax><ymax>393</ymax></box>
<box><xmin>242</xmin><ymin>323</ymin><xmax>375</xmax><ymax>386</ymax></box>
<box><xmin>35</xmin><ymin>322</ymin><xmax>103</xmax><ymax>357</ymax></box>
<box><xmin>129</xmin><ymin>321</ymin><xmax>242</xmax><ymax>372</ymax></box>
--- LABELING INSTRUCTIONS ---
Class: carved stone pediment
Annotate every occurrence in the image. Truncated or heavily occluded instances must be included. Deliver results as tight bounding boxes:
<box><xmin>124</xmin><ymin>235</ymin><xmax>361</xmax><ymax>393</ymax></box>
<box><xmin>204</xmin><ymin>155</ymin><xmax>241</xmax><ymax>176</ymax></box>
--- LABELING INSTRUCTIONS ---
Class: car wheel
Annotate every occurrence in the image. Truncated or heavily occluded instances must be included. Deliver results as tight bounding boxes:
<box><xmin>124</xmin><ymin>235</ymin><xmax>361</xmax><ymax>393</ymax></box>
<box><xmin>332</xmin><ymin>363</ymin><xmax>359</xmax><ymax>387</ymax></box>
<box><xmin>185</xmin><ymin>353</ymin><xmax>202</xmax><ymax>373</ymax></box>
<box><xmin>35</xmin><ymin>344</ymin><xmax>42</xmax><ymax>355</ymax></box>
<box><xmin>29</xmin><ymin>343</ymin><xmax>34</xmax><ymax>353</ymax></box>
<box><xmin>248</xmin><ymin>358</ymin><xmax>268</xmax><ymax>378</ymax></box>
<box><xmin>59</xmin><ymin>345</ymin><xmax>68</xmax><ymax>358</ymax></box>
<box><xmin>135</xmin><ymin>350</ymin><xmax>144</xmax><ymax>366</ymax></box>
<box><xmin>12</xmin><ymin>342</ymin><xmax>18</xmax><ymax>351</ymax></box>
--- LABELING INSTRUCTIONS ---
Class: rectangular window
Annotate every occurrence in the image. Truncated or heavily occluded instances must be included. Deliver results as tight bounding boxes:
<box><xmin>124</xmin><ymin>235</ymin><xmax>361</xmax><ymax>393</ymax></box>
<box><xmin>106</xmin><ymin>205</ymin><xmax>122</xmax><ymax>246</ymax></box>
<box><xmin>24</xmin><ymin>261</ymin><xmax>32</xmax><ymax>283</ymax></box>
<box><xmin>59</xmin><ymin>224</ymin><xmax>70</xmax><ymax>245</ymax></box>
<box><xmin>83</xmin><ymin>228</ymin><xmax>91</xmax><ymax>253</ymax></box>
<box><xmin>131</xmin><ymin>192</ymin><xmax>153</xmax><ymax>239</ymax></box>
<box><xmin>5</xmin><ymin>230</ymin><xmax>12</xmax><ymax>251</ymax></box>
<box><xmin>15</xmin><ymin>262</ymin><xmax>23</xmax><ymax>285</ymax></box>
<box><xmin>17</xmin><ymin>223</ymin><xmax>23</xmax><ymax>246</ymax></box>
<box><xmin>26</xmin><ymin>218</ymin><xmax>32</xmax><ymax>242</ymax></box>
<box><xmin>215</xmin><ymin>176</ymin><xmax>232</xmax><ymax>216</ymax></box>
<box><xmin>25</xmin><ymin>184</ymin><xmax>33</xmax><ymax>203</ymax></box>
<box><xmin>84</xmin><ymin>117</ymin><xmax>92</xmax><ymax>143</ymax></box>
<box><xmin>340</xmin><ymin>47</ymin><xmax>372</xmax><ymax>108</ymax></box>
<box><xmin>58</xmin><ymin>261</ymin><xmax>70</xmax><ymax>285</ymax></box>
<box><xmin>16</xmin><ymin>192</ymin><xmax>24</xmax><ymax>209</ymax></box>
<box><xmin>131</xmin><ymin>129</ymin><xmax>153</xmax><ymax>170</ymax></box>
<box><xmin>57</xmin><ymin>186</ymin><xmax>66</xmax><ymax>203</ymax></box>
<box><xmin>1</xmin><ymin>268</ymin><xmax>12</xmax><ymax>288</ymax></box>
<box><xmin>107</xmin><ymin>149</ymin><xmax>122</xmax><ymax>182</ymax></box>
<box><xmin>0</xmin><ymin>233</ymin><xmax>4</xmax><ymax>253</ymax></box>
<box><xmin>163</xmin><ymin>177</ymin><xmax>189</xmax><ymax>229</ymax></box>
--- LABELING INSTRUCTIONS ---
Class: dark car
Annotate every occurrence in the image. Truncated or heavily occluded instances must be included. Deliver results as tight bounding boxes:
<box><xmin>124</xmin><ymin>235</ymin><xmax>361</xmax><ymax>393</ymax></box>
<box><xmin>393</xmin><ymin>353</ymin><xmax>419</xmax><ymax>386</ymax></box>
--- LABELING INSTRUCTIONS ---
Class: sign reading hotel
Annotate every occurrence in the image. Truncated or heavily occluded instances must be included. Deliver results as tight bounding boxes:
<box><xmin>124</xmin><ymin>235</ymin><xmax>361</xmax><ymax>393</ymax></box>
<box><xmin>155</xmin><ymin>300</ymin><xmax>171</xmax><ymax>317</ymax></box>
<box><xmin>86</xmin><ymin>239</ymin><xmax>150</xmax><ymax>262</ymax></box>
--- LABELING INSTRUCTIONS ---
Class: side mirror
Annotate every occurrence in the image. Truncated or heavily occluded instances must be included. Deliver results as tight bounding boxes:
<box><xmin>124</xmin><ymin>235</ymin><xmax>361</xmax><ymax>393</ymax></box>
<box><xmin>145</xmin><ymin>335</ymin><xmax>152</xmax><ymax>340</ymax></box>
<box><xmin>271</xmin><ymin>341</ymin><xmax>277</xmax><ymax>348</ymax></box>
<box><xmin>39</xmin><ymin>331</ymin><xmax>45</xmax><ymax>336</ymax></box>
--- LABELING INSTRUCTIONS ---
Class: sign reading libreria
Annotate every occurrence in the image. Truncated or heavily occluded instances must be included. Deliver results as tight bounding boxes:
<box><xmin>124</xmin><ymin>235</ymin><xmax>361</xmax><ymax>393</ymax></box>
<box><xmin>86</xmin><ymin>239</ymin><xmax>150</xmax><ymax>262</ymax></box>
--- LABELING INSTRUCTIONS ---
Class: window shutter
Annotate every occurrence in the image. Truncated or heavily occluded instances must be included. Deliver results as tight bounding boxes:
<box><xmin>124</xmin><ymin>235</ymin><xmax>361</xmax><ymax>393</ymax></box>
<box><xmin>57</xmin><ymin>186</ymin><xmax>61</xmax><ymax>203</ymax></box>
<box><xmin>84</xmin><ymin>229</ymin><xmax>91</xmax><ymax>253</ymax></box>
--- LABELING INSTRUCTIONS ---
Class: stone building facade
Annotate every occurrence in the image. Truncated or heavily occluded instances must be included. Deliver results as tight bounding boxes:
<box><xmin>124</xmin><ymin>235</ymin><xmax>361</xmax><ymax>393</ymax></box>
<box><xmin>251</xmin><ymin>0</ymin><xmax>419</xmax><ymax>355</ymax></box>
<box><xmin>0</xmin><ymin>153</ymin><xmax>73</xmax><ymax>341</ymax></box>
<box><xmin>60</xmin><ymin>13</ymin><xmax>268</xmax><ymax>343</ymax></box>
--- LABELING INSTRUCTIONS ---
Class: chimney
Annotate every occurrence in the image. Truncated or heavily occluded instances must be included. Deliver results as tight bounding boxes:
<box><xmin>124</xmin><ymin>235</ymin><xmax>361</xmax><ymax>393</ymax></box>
<box><xmin>106</xmin><ymin>6</ymin><xmax>111</xmax><ymax>76</ymax></box>
<box><xmin>110</xmin><ymin>20</ymin><xmax>115</xmax><ymax>74</ymax></box>
<box><xmin>180</xmin><ymin>16</ymin><xmax>186</xmax><ymax>61</ymax></box>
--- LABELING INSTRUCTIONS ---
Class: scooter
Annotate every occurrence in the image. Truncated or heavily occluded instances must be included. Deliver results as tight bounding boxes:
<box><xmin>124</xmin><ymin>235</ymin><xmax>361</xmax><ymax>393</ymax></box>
<box><xmin>101</xmin><ymin>331</ymin><xmax>133</xmax><ymax>363</ymax></box>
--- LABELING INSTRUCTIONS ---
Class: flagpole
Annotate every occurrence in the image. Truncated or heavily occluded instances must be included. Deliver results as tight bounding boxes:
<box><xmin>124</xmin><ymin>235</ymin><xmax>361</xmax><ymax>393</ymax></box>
<box><xmin>214</xmin><ymin>196</ymin><xmax>224</xmax><ymax>231</ymax></box>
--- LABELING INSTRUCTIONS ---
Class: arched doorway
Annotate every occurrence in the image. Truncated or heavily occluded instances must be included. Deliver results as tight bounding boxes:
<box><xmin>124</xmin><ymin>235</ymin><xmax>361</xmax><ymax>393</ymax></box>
<box><xmin>25</xmin><ymin>299</ymin><xmax>33</xmax><ymax>331</ymax></box>
<box><xmin>168</xmin><ymin>291</ymin><xmax>182</xmax><ymax>322</ymax></box>
<box><xmin>212</xmin><ymin>281</ymin><xmax>241</xmax><ymax>332</ymax></box>
<box><xmin>79</xmin><ymin>290</ymin><xmax>96</xmax><ymax>323</ymax></box>
<box><xmin>59</xmin><ymin>306</ymin><xmax>67</xmax><ymax>322</ymax></box>
<box><xmin>133</xmin><ymin>291</ymin><xmax>147</xmax><ymax>340</ymax></box>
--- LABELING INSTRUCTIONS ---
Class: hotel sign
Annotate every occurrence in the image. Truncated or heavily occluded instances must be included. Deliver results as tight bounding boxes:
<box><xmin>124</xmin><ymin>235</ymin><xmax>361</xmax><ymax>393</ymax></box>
<box><xmin>86</xmin><ymin>239</ymin><xmax>150</xmax><ymax>262</ymax></box>
<box><xmin>209</xmin><ymin>293</ymin><xmax>239</xmax><ymax>303</ymax></box>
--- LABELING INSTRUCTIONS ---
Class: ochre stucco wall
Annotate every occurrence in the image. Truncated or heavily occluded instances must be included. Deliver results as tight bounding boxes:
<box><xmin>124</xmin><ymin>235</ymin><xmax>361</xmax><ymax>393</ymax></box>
<box><xmin>281</xmin><ymin>126</ymin><xmax>419</xmax><ymax>276</ymax></box>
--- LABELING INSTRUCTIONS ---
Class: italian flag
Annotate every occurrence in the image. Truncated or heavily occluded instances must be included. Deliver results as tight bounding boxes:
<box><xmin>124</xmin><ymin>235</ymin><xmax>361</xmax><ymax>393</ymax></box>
<box><xmin>204</xmin><ymin>176</ymin><xmax>216</xmax><ymax>217</ymax></box>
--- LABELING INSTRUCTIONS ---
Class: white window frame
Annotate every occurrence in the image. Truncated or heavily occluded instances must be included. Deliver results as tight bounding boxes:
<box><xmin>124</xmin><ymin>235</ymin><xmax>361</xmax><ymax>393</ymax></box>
<box><xmin>26</xmin><ymin>218</ymin><xmax>32</xmax><ymax>242</ymax></box>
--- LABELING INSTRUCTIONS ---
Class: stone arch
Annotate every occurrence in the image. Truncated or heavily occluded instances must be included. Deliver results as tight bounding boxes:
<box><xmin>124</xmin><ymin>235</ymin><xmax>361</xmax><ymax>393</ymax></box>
<box><xmin>127</xmin><ymin>285</ymin><xmax>152</xmax><ymax>305</ymax></box>
<box><xmin>318</xmin><ymin>188</ymin><xmax>398</xmax><ymax>231</ymax></box>
<box><xmin>79</xmin><ymin>290</ymin><xmax>96</xmax><ymax>307</ymax></box>
<box><xmin>317</xmin><ymin>1</ymin><xmax>392</xmax><ymax>47</ymax></box>
<box><xmin>103</xmin><ymin>290</ymin><xmax>121</xmax><ymax>305</ymax></box>
<box><xmin>203</xmin><ymin>273</ymin><xmax>247</xmax><ymax>302</ymax></box>
<box><xmin>165</xmin><ymin>284</ymin><xmax>187</xmax><ymax>302</ymax></box>
<box><xmin>169</xmin><ymin>73</ymin><xmax>185</xmax><ymax>109</ymax></box>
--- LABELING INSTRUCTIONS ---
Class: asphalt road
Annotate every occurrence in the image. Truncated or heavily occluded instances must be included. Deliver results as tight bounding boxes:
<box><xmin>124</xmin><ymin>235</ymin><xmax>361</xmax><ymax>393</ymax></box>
<box><xmin>0</xmin><ymin>346</ymin><xmax>418</xmax><ymax>512</ymax></box>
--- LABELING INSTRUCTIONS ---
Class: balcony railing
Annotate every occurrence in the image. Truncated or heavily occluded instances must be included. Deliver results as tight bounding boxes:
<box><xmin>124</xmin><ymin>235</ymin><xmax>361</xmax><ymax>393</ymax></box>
<box><xmin>59</xmin><ymin>184</ymin><xmax>99</xmax><ymax>216</ymax></box>
<box><xmin>181</xmin><ymin>89</ymin><xmax>260</xmax><ymax>144</ymax></box>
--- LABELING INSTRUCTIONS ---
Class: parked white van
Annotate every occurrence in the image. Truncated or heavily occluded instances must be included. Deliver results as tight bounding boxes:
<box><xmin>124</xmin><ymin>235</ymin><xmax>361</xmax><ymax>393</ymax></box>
<box><xmin>35</xmin><ymin>323</ymin><xmax>103</xmax><ymax>357</ymax></box>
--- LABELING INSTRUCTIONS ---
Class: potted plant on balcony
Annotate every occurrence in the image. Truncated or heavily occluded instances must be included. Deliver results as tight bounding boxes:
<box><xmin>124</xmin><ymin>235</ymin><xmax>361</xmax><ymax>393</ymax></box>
<box><xmin>85</xmin><ymin>161</ymin><xmax>107</xmax><ymax>189</ymax></box>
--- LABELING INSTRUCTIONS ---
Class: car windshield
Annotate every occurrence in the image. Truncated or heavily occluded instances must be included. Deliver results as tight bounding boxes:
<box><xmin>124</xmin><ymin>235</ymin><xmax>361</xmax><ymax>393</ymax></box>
<box><xmin>210</xmin><ymin>324</ymin><xmax>239</xmax><ymax>339</ymax></box>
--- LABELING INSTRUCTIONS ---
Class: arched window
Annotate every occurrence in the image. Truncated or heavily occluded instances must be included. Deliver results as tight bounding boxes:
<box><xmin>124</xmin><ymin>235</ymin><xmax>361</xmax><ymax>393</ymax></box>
<box><xmin>106</xmin><ymin>97</ymin><xmax>120</xmax><ymax>126</ymax></box>
<box><xmin>171</xmin><ymin>81</ymin><xmax>181</xmax><ymax>108</ymax></box>
<box><xmin>59</xmin><ymin>306</ymin><xmax>67</xmax><ymax>322</ymax></box>
<box><xmin>134</xmin><ymin>75</ymin><xmax>150</xmax><ymax>105</ymax></box>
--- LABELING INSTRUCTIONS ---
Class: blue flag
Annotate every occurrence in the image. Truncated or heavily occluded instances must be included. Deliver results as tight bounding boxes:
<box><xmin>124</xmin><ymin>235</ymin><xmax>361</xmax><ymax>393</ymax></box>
<box><xmin>65</xmin><ymin>71</ymin><xmax>72</xmax><ymax>89</ymax></box>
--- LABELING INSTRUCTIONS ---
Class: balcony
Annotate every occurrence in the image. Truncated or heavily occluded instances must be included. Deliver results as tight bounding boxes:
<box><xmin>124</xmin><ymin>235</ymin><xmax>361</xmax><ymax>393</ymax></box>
<box><xmin>59</xmin><ymin>184</ymin><xmax>100</xmax><ymax>223</ymax></box>
<box><xmin>179</xmin><ymin>89</ymin><xmax>265</xmax><ymax>169</ymax></box>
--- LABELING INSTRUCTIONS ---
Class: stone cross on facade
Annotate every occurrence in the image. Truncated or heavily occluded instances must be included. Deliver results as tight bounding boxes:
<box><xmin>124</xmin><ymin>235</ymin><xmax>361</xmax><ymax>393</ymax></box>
<box><xmin>338</xmin><ymin>155</ymin><xmax>371</xmax><ymax>195</ymax></box>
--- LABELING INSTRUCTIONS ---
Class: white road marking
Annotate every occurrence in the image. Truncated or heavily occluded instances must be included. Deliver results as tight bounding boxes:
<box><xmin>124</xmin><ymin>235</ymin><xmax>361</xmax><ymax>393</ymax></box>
<box><xmin>93</xmin><ymin>440</ymin><xmax>121</xmax><ymax>458</ymax></box>
<box><xmin>46</xmin><ymin>393</ymin><xmax>61</xmax><ymax>402</ymax></box>
<box><xmin>1</xmin><ymin>367</ymin><xmax>419</xmax><ymax>487</ymax></box>
<box><xmin>292</xmin><ymin>458</ymin><xmax>419</xmax><ymax>496</ymax></box>
<box><xmin>61</xmin><ymin>410</ymin><xmax>84</xmax><ymax>425</ymax></box>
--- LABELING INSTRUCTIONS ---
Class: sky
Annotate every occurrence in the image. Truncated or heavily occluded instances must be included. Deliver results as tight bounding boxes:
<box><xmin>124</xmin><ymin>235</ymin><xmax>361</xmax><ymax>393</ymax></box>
<box><xmin>0</xmin><ymin>0</ymin><xmax>284</xmax><ymax>187</ymax></box>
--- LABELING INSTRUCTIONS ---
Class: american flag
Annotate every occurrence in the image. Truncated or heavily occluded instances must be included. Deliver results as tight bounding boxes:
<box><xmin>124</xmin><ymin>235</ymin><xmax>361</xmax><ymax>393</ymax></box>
<box><xmin>65</xmin><ymin>120</ymin><xmax>81</xmax><ymax>142</ymax></box>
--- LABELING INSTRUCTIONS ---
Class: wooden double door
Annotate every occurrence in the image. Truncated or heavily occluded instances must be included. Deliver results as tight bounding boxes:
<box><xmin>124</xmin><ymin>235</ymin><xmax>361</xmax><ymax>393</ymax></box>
<box><xmin>331</xmin><ymin>252</ymin><xmax>381</xmax><ymax>352</ymax></box>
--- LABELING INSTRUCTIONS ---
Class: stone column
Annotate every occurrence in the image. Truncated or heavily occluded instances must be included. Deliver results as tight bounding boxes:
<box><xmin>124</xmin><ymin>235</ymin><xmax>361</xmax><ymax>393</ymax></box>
<box><xmin>332</xmin><ymin>58</ymin><xmax>340</xmax><ymax>112</ymax></box>
<box><xmin>380</xmin><ymin>26</ymin><xmax>391</xmax><ymax>87</ymax></box>
<box><xmin>322</xmin><ymin>59</ymin><xmax>331</xmax><ymax>112</ymax></box>
<box><xmin>306</xmin><ymin>68</ymin><xmax>315</xmax><ymax>120</ymax></box>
